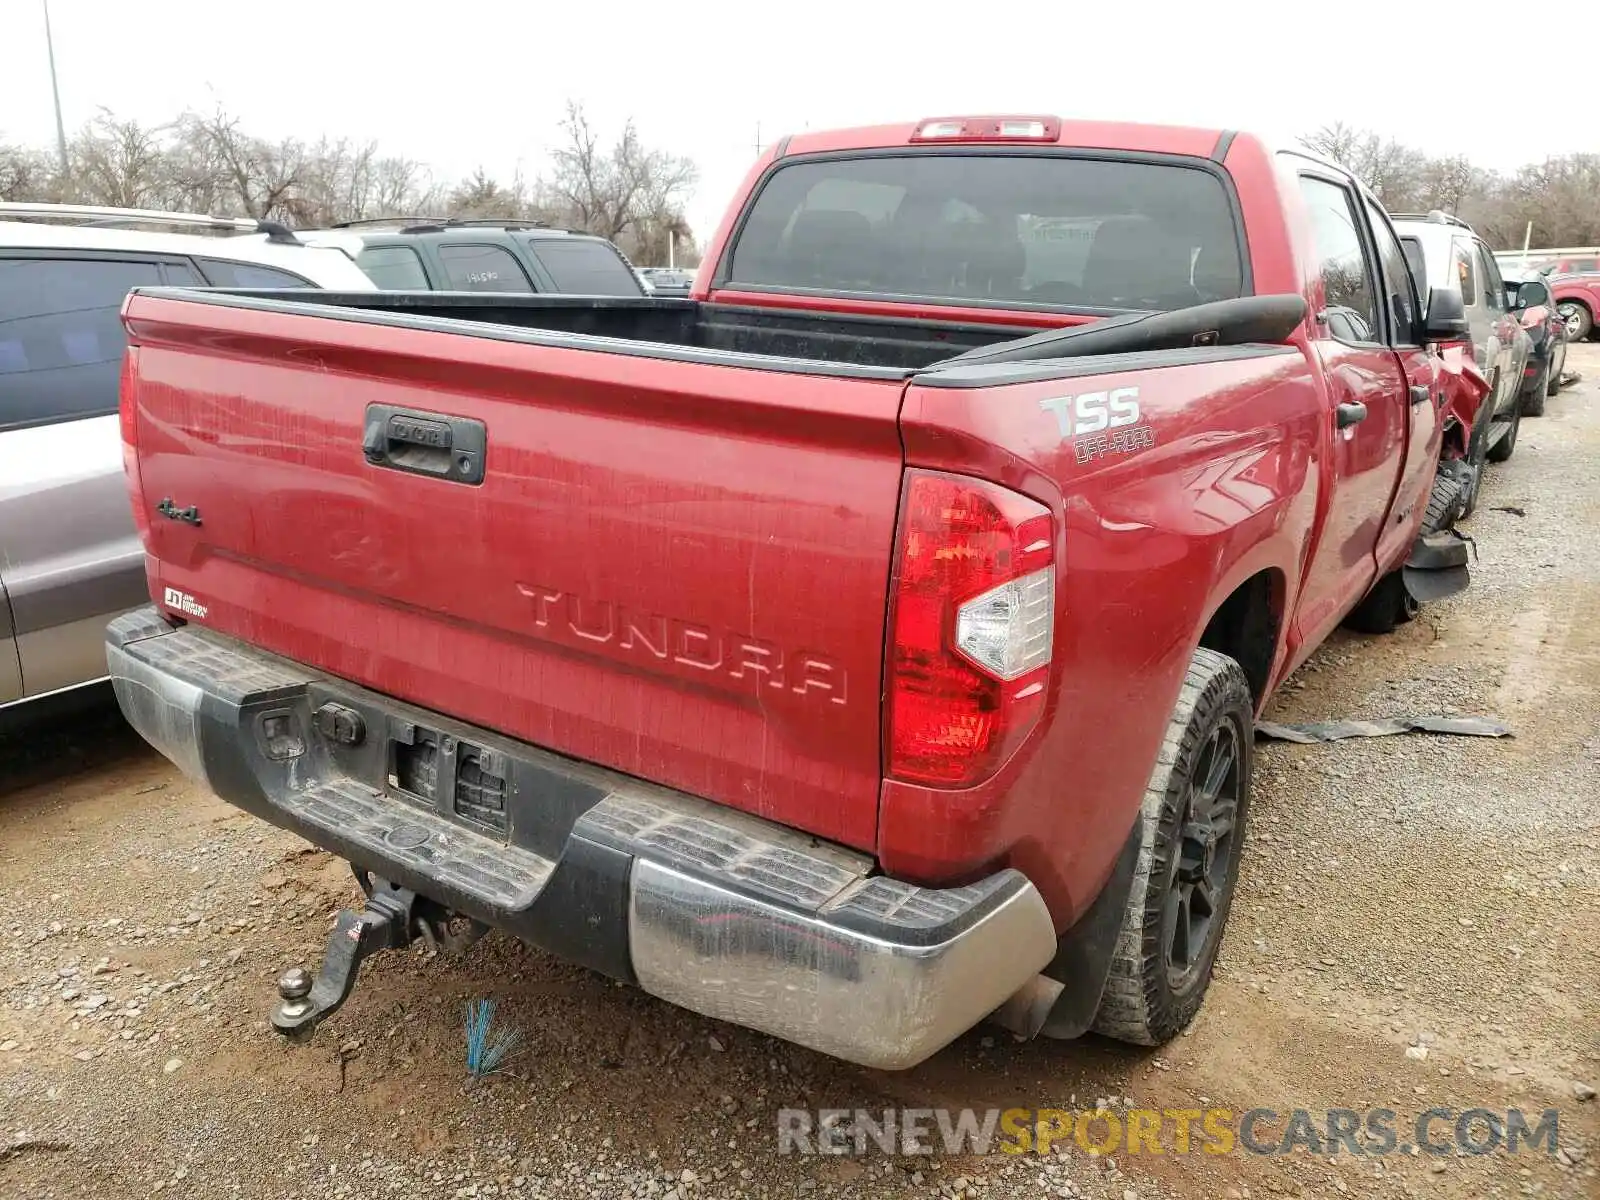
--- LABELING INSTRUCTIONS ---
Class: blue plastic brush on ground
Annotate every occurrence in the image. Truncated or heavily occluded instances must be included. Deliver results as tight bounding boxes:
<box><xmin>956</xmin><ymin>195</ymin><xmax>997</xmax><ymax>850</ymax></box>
<box><xmin>463</xmin><ymin>998</ymin><xmax>522</xmax><ymax>1079</ymax></box>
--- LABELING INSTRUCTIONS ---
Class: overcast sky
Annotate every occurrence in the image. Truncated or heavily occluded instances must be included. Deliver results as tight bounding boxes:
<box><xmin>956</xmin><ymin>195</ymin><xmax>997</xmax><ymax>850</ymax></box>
<box><xmin>2</xmin><ymin>1</ymin><xmax>1577</xmax><ymax>242</ymax></box>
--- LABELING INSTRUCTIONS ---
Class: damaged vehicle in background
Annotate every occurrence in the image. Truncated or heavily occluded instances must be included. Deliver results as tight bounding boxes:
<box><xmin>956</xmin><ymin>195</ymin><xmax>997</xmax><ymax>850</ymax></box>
<box><xmin>1394</xmin><ymin>211</ymin><xmax>1530</xmax><ymax>517</ymax></box>
<box><xmin>107</xmin><ymin>116</ymin><xmax>1474</xmax><ymax>1070</ymax></box>
<box><xmin>1498</xmin><ymin>266</ymin><xmax>1568</xmax><ymax>415</ymax></box>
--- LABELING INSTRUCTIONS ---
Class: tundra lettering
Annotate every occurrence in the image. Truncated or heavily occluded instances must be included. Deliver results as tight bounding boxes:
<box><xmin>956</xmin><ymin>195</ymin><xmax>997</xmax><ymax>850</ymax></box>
<box><xmin>515</xmin><ymin>582</ymin><xmax>849</xmax><ymax>704</ymax></box>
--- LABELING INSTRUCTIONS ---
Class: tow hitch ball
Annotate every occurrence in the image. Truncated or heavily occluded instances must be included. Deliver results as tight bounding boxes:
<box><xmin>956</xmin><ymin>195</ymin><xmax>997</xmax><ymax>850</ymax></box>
<box><xmin>271</xmin><ymin>872</ymin><xmax>486</xmax><ymax>1039</ymax></box>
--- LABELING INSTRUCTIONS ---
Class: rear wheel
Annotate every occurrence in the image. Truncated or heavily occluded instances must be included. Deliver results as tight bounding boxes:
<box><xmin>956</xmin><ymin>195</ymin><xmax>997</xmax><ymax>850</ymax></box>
<box><xmin>1521</xmin><ymin>360</ymin><xmax>1548</xmax><ymax>417</ymax></box>
<box><xmin>1093</xmin><ymin>648</ymin><xmax>1251</xmax><ymax>1046</ymax></box>
<box><xmin>1559</xmin><ymin>301</ymin><xmax>1592</xmax><ymax>342</ymax></box>
<box><xmin>1342</xmin><ymin>571</ymin><xmax>1419</xmax><ymax>634</ymax></box>
<box><xmin>1548</xmin><ymin>342</ymin><xmax>1566</xmax><ymax>397</ymax></box>
<box><xmin>1486</xmin><ymin>404</ymin><xmax>1520</xmax><ymax>463</ymax></box>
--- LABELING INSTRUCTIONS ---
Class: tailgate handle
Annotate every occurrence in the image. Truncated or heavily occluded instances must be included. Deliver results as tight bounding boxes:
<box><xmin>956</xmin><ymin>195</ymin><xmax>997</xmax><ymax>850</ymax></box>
<box><xmin>362</xmin><ymin>405</ymin><xmax>486</xmax><ymax>485</ymax></box>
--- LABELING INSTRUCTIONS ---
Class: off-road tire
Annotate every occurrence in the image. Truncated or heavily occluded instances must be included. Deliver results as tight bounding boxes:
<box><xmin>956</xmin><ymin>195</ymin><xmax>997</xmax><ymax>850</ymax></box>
<box><xmin>1422</xmin><ymin>469</ymin><xmax>1466</xmax><ymax>534</ymax></box>
<box><xmin>1520</xmin><ymin>362</ymin><xmax>1548</xmax><ymax>417</ymax></box>
<box><xmin>1486</xmin><ymin>405</ymin><xmax>1520</xmax><ymax>463</ymax></box>
<box><xmin>1093</xmin><ymin>648</ymin><xmax>1252</xmax><ymax>1046</ymax></box>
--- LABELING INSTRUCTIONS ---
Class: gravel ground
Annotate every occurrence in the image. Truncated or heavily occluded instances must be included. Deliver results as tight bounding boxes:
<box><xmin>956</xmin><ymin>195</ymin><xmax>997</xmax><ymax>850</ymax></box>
<box><xmin>3</xmin><ymin>348</ymin><xmax>1598</xmax><ymax>1200</ymax></box>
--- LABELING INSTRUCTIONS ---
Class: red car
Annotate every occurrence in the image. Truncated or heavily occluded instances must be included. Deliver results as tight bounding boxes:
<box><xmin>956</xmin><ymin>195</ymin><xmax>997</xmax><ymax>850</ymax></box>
<box><xmin>108</xmin><ymin>116</ymin><xmax>1471</xmax><ymax>1069</ymax></box>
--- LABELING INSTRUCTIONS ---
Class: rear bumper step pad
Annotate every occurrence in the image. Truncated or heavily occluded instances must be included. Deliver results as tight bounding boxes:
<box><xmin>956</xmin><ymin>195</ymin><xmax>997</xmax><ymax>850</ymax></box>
<box><xmin>107</xmin><ymin>607</ymin><xmax>1057</xmax><ymax>1069</ymax></box>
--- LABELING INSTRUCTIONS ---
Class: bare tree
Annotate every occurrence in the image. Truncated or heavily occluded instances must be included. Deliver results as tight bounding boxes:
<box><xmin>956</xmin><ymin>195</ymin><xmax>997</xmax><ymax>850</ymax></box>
<box><xmin>67</xmin><ymin>110</ymin><xmax>176</xmax><ymax>209</ymax></box>
<box><xmin>177</xmin><ymin>108</ymin><xmax>309</xmax><ymax>221</ymax></box>
<box><xmin>0</xmin><ymin>140</ymin><xmax>56</xmax><ymax>201</ymax></box>
<box><xmin>547</xmin><ymin>102</ymin><xmax>697</xmax><ymax>252</ymax></box>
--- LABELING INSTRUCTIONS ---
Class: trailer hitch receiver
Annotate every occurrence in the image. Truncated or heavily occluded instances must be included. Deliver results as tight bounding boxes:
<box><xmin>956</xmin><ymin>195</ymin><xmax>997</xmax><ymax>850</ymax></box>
<box><xmin>271</xmin><ymin>881</ymin><xmax>419</xmax><ymax>1037</ymax></box>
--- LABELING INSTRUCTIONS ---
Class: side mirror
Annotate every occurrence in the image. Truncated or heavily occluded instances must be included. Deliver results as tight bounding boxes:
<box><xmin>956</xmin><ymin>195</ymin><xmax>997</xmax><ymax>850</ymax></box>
<box><xmin>1519</xmin><ymin>281</ymin><xmax>1551</xmax><ymax>308</ymax></box>
<box><xmin>1424</xmin><ymin>286</ymin><xmax>1469</xmax><ymax>340</ymax></box>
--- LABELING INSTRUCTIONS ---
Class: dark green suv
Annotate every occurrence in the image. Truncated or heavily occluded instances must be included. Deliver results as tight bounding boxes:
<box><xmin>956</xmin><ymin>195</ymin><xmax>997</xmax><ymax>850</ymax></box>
<box><xmin>307</xmin><ymin>219</ymin><xmax>647</xmax><ymax>297</ymax></box>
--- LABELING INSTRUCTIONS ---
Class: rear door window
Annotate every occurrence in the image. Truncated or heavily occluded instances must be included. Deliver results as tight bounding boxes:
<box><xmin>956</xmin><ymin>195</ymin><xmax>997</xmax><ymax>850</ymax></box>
<box><xmin>0</xmin><ymin>256</ymin><xmax>162</xmax><ymax>430</ymax></box>
<box><xmin>525</xmin><ymin>239</ymin><xmax>643</xmax><ymax>295</ymax></box>
<box><xmin>1398</xmin><ymin>235</ymin><xmax>1428</xmax><ymax>306</ymax></box>
<box><xmin>435</xmin><ymin>243</ymin><xmax>534</xmax><ymax>292</ymax></box>
<box><xmin>356</xmin><ymin>245</ymin><xmax>431</xmax><ymax>289</ymax></box>
<box><xmin>1477</xmin><ymin>245</ymin><xmax>1507</xmax><ymax>313</ymax></box>
<box><xmin>196</xmin><ymin>259</ymin><xmax>315</xmax><ymax>288</ymax></box>
<box><xmin>1451</xmin><ymin>240</ymin><xmax>1478</xmax><ymax>306</ymax></box>
<box><xmin>724</xmin><ymin>153</ymin><xmax>1244</xmax><ymax>312</ymax></box>
<box><xmin>1363</xmin><ymin>201</ymin><xmax>1420</xmax><ymax>342</ymax></box>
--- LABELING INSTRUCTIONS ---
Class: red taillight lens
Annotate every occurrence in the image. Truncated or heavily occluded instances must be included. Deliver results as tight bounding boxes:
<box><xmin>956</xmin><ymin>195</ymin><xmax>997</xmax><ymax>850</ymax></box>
<box><xmin>886</xmin><ymin>470</ymin><xmax>1055</xmax><ymax>787</ymax></box>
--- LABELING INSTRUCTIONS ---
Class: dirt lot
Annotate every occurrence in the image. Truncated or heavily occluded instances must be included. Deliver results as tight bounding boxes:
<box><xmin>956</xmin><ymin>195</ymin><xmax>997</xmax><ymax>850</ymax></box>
<box><xmin>3</xmin><ymin>349</ymin><xmax>1598</xmax><ymax>1200</ymax></box>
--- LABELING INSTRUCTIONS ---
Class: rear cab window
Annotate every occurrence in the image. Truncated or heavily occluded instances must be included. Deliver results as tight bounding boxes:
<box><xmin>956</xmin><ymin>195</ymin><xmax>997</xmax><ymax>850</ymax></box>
<box><xmin>356</xmin><ymin>245</ymin><xmax>431</xmax><ymax>289</ymax></box>
<box><xmin>525</xmin><ymin>239</ymin><xmax>644</xmax><ymax>295</ymax></box>
<box><xmin>435</xmin><ymin>244</ymin><xmax>534</xmax><ymax>293</ymax></box>
<box><xmin>0</xmin><ymin>257</ymin><xmax>162</xmax><ymax>430</ymax></box>
<box><xmin>722</xmin><ymin>153</ymin><xmax>1246</xmax><ymax>312</ymax></box>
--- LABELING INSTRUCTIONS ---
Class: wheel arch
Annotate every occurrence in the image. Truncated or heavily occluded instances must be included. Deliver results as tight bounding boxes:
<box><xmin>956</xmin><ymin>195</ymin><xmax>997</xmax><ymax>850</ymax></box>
<box><xmin>1196</xmin><ymin>567</ymin><xmax>1286</xmax><ymax>710</ymax></box>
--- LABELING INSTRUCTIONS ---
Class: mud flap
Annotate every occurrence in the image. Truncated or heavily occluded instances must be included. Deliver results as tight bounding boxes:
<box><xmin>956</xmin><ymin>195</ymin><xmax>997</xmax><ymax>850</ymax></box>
<box><xmin>1031</xmin><ymin>818</ymin><xmax>1143</xmax><ymax>1041</ymax></box>
<box><xmin>1403</xmin><ymin>529</ymin><xmax>1471</xmax><ymax>602</ymax></box>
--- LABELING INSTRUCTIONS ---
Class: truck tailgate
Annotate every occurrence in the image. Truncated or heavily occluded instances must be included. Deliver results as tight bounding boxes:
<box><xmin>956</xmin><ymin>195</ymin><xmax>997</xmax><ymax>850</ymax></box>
<box><xmin>120</xmin><ymin>293</ymin><xmax>907</xmax><ymax>849</ymax></box>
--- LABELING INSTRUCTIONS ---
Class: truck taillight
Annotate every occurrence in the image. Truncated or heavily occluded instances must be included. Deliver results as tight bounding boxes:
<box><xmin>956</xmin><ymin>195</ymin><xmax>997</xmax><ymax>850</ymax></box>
<box><xmin>886</xmin><ymin>470</ymin><xmax>1055</xmax><ymax>787</ymax></box>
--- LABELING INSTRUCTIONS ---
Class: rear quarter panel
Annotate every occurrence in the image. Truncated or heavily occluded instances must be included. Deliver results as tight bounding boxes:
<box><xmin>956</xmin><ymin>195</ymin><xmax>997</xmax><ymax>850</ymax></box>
<box><xmin>883</xmin><ymin>347</ymin><xmax>1323</xmax><ymax>920</ymax></box>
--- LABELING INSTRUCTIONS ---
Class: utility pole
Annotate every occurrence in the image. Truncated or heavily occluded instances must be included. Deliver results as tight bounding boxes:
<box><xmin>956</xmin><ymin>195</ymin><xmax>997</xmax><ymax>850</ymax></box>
<box><xmin>42</xmin><ymin>0</ymin><xmax>69</xmax><ymax>182</ymax></box>
<box><xmin>754</xmin><ymin>122</ymin><xmax>762</xmax><ymax>157</ymax></box>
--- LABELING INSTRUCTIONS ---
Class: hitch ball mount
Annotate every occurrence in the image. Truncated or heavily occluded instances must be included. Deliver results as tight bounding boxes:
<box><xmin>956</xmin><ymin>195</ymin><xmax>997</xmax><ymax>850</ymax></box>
<box><xmin>270</xmin><ymin>873</ymin><xmax>487</xmax><ymax>1039</ymax></box>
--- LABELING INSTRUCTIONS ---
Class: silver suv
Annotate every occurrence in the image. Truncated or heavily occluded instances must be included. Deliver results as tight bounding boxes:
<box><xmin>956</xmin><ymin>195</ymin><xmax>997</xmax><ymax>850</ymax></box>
<box><xmin>1392</xmin><ymin>211</ymin><xmax>1532</xmax><ymax>511</ymax></box>
<box><xmin>0</xmin><ymin>204</ymin><xmax>375</xmax><ymax>712</ymax></box>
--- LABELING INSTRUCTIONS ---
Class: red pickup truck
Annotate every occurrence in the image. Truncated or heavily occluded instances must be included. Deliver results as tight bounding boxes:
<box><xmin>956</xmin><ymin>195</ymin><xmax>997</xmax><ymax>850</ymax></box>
<box><xmin>1551</xmin><ymin>272</ymin><xmax>1600</xmax><ymax>341</ymax></box>
<box><xmin>108</xmin><ymin>115</ymin><xmax>1472</xmax><ymax>1070</ymax></box>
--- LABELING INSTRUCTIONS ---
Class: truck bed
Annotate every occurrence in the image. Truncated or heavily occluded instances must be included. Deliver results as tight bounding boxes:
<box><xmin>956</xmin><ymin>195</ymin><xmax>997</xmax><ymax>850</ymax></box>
<box><xmin>160</xmin><ymin>289</ymin><xmax>1031</xmax><ymax>372</ymax></box>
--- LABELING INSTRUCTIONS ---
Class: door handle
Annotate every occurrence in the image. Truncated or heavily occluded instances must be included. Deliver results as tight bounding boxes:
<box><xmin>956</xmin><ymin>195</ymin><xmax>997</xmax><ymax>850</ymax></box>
<box><xmin>1409</xmin><ymin>385</ymin><xmax>1431</xmax><ymax>406</ymax></box>
<box><xmin>1336</xmin><ymin>401</ymin><xmax>1368</xmax><ymax>429</ymax></box>
<box><xmin>362</xmin><ymin>405</ymin><xmax>486</xmax><ymax>485</ymax></box>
